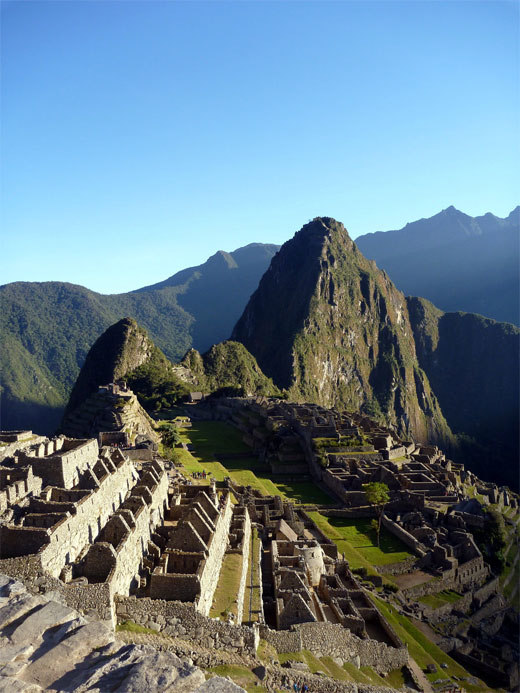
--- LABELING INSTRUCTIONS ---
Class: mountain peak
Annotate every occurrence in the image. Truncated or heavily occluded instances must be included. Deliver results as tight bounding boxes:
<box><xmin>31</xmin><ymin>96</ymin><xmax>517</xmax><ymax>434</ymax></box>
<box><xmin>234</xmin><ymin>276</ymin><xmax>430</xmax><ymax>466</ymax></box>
<box><xmin>232</xmin><ymin>217</ymin><xmax>452</xmax><ymax>447</ymax></box>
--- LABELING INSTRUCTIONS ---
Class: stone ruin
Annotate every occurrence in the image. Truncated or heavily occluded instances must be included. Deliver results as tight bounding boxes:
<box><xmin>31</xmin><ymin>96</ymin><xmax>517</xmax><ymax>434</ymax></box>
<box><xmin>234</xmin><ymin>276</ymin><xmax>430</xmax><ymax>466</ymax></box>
<box><xmin>1</xmin><ymin>393</ymin><xmax>518</xmax><ymax>688</ymax></box>
<box><xmin>60</xmin><ymin>382</ymin><xmax>159</xmax><ymax>446</ymax></box>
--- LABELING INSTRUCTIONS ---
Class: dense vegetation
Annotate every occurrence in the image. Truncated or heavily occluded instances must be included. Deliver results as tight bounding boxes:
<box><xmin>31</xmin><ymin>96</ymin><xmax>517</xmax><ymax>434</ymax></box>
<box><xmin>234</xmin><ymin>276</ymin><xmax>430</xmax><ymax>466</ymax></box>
<box><xmin>184</xmin><ymin>341</ymin><xmax>281</xmax><ymax>398</ymax></box>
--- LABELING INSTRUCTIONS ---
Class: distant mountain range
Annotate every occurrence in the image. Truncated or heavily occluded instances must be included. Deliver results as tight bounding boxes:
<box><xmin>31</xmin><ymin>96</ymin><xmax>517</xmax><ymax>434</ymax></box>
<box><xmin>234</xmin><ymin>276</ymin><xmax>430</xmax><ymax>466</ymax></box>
<box><xmin>0</xmin><ymin>243</ymin><xmax>278</xmax><ymax>432</ymax></box>
<box><xmin>356</xmin><ymin>206</ymin><xmax>519</xmax><ymax>326</ymax></box>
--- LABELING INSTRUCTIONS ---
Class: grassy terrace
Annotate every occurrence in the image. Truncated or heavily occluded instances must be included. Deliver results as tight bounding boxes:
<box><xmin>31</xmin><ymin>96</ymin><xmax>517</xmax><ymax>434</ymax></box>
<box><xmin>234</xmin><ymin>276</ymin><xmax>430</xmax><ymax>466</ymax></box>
<box><xmin>308</xmin><ymin>511</ymin><xmax>412</xmax><ymax>575</ymax></box>
<box><xmin>243</xmin><ymin>528</ymin><xmax>262</xmax><ymax>623</ymax></box>
<box><xmin>368</xmin><ymin>595</ymin><xmax>488</xmax><ymax>692</ymax></box>
<box><xmin>171</xmin><ymin>420</ymin><xmax>335</xmax><ymax>505</ymax></box>
<box><xmin>209</xmin><ymin>553</ymin><xmax>243</xmax><ymax>620</ymax></box>
<box><xmin>418</xmin><ymin>589</ymin><xmax>461</xmax><ymax>609</ymax></box>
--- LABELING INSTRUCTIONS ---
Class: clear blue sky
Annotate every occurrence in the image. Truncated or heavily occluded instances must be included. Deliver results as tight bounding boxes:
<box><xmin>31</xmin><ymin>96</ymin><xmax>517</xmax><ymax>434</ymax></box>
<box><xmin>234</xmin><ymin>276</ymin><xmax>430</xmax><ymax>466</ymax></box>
<box><xmin>2</xmin><ymin>0</ymin><xmax>518</xmax><ymax>293</ymax></box>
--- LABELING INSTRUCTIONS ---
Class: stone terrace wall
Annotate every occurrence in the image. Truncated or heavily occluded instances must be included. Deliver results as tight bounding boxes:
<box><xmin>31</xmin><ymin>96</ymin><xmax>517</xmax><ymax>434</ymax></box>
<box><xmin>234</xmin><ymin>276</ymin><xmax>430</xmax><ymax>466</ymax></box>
<box><xmin>197</xmin><ymin>492</ymin><xmax>233</xmax><ymax>616</ymax></box>
<box><xmin>115</xmin><ymin>595</ymin><xmax>259</xmax><ymax>654</ymax></box>
<box><xmin>234</xmin><ymin>509</ymin><xmax>251</xmax><ymax>625</ymax></box>
<box><xmin>28</xmin><ymin>438</ymin><xmax>99</xmax><ymax>489</ymax></box>
<box><xmin>381</xmin><ymin>514</ymin><xmax>427</xmax><ymax>557</ymax></box>
<box><xmin>260</xmin><ymin>622</ymin><xmax>408</xmax><ymax>674</ymax></box>
<box><xmin>0</xmin><ymin>435</ymin><xmax>47</xmax><ymax>462</ymax></box>
<box><xmin>0</xmin><ymin>555</ymin><xmax>114</xmax><ymax>622</ymax></box>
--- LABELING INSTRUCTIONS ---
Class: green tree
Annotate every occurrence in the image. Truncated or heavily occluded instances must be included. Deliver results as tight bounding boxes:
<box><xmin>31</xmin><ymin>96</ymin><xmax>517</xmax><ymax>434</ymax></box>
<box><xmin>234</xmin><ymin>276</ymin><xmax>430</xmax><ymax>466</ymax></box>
<box><xmin>158</xmin><ymin>422</ymin><xmax>181</xmax><ymax>448</ymax></box>
<box><xmin>363</xmin><ymin>482</ymin><xmax>390</xmax><ymax>548</ymax></box>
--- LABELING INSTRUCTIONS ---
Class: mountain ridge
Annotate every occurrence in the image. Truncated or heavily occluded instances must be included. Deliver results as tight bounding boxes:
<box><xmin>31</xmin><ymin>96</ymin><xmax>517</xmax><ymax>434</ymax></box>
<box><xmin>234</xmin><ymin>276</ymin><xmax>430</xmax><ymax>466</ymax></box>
<box><xmin>355</xmin><ymin>206</ymin><xmax>519</xmax><ymax>325</ymax></box>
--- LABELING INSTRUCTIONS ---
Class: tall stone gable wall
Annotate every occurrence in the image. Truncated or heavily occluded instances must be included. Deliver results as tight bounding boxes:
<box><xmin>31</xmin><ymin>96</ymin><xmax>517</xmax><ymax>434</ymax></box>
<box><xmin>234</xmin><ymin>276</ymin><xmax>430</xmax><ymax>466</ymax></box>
<box><xmin>30</xmin><ymin>439</ymin><xmax>99</xmax><ymax>489</ymax></box>
<box><xmin>39</xmin><ymin>458</ymin><xmax>137</xmax><ymax>577</ymax></box>
<box><xmin>196</xmin><ymin>493</ymin><xmax>233</xmax><ymax>615</ymax></box>
<box><xmin>109</xmin><ymin>469</ymin><xmax>169</xmax><ymax>596</ymax></box>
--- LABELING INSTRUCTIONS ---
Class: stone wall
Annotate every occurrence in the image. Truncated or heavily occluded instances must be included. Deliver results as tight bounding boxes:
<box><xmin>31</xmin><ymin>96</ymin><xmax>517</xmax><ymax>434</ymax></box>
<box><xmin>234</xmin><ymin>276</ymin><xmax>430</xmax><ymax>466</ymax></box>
<box><xmin>473</xmin><ymin>576</ymin><xmax>499</xmax><ymax>608</ymax></box>
<box><xmin>197</xmin><ymin>492</ymin><xmax>233</xmax><ymax>615</ymax></box>
<box><xmin>376</xmin><ymin>557</ymin><xmax>418</xmax><ymax>576</ymax></box>
<box><xmin>106</xmin><ymin>464</ymin><xmax>169</xmax><ymax>596</ymax></box>
<box><xmin>0</xmin><ymin>435</ymin><xmax>47</xmax><ymax>462</ymax></box>
<box><xmin>421</xmin><ymin>590</ymin><xmax>472</xmax><ymax>622</ymax></box>
<box><xmin>27</xmin><ymin>438</ymin><xmax>99</xmax><ymax>489</ymax></box>
<box><xmin>234</xmin><ymin>509</ymin><xmax>251</xmax><ymax>625</ymax></box>
<box><xmin>260</xmin><ymin>622</ymin><xmax>408</xmax><ymax>674</ymax></box>
<box><xmin>39</xmin><ymin>456</ymin><xmax>137</xmax><ymax>577</ymax></box>
<box><xmin>381</xmin><ymin>514</ymin><xmax>427</xmax><ymax>557</ymax></box>
<box><xmin>115</xmin><ymin>595</ymin><xmax>258</xmax><ymax>654</ymax></box>
<box><xmin>0</xmin><ymin>466</ymin><xmax>43</xmax><ymax>513</ymax></box>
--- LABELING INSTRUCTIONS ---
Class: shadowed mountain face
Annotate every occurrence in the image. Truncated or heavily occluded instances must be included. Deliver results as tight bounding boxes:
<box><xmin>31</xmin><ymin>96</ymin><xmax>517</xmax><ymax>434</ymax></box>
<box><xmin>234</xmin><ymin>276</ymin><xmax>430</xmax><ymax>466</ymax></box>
<box><xmin>232</xmin><ymin>217</ymin><xmax>453</xmax><ymax>447</ymax></box>
<box><xmin>355</xmin><ymin>206</ymin><xmax>519</xmax><ymax>326</ymax></box>
<box><xmin>134</xmin><ymin>243</ymin><xmax>280</xmax><ymax>352</ymax></box>
<box><xmin>0</xmin><ymin>243</ymin><xmax>278</xmax><ymax>433</ymax></box>
<box><xmin>407</xmin><ymin>297</ymin><xmax>520</xmax><ymax>489</ymax></box>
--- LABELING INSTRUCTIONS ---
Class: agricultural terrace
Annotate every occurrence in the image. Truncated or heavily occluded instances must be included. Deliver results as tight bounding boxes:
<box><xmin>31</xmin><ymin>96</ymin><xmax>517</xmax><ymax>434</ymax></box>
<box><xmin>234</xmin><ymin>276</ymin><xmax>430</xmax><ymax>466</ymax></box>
<box><xmin>168</xmin><ymin>420</ymin><xmax>335</xmax><ymax>505</ymax></box>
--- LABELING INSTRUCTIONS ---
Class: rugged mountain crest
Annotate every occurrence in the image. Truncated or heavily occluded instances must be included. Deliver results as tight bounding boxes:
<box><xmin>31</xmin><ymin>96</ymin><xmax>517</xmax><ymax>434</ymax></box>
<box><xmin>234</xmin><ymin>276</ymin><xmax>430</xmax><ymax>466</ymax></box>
<box><xmin>180</xmin><ymin>341</ymin><xmax>280</xmax><ymax>397</ymax></box>
<box><xmin>63</xmin><ymin>318</ymin><xmax>168</xmax><ymax>415</ymax></box>
<box><xmin>232</xmin><ymin>217</ymin><xmax>452</xmax><ymax>445</ymax></box>
<box><xmin>1</xmin><ymin>242</ymin><xmax>278</xmax><ymax>432</ymax></box>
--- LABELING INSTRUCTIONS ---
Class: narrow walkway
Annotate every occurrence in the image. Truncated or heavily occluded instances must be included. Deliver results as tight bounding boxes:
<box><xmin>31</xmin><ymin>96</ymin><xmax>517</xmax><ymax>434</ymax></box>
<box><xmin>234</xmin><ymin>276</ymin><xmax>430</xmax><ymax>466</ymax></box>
<box><xmin>408</xmin><ymin>657</ymin><xmax>434</xmax><ymax>693</ymax></box>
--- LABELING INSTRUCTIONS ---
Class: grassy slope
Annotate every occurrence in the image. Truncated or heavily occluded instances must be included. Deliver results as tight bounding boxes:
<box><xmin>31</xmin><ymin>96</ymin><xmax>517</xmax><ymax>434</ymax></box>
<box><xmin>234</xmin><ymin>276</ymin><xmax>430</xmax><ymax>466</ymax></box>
<box><xmin>175</xmin><ymin>420</ymin><xmax>334</xmax><ymax>505</ymax></box>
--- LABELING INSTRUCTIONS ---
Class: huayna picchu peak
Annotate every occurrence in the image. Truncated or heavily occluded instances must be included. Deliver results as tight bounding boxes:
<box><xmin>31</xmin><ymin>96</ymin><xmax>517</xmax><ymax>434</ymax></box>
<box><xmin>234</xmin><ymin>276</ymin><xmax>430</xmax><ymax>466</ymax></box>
<box><xmin>233</xmin><ymin>216</ymin><xmax>519</xmax><ymax>488</ymax></box>
<box><xmin>232</xmin><ymin>217</ymin><xmax>453</xmax><ymax>448</ymax></box>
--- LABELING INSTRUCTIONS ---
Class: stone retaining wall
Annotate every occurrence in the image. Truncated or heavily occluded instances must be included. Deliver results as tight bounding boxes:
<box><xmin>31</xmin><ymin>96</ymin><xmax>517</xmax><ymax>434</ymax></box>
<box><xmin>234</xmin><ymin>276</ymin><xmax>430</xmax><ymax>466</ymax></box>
<box><xmin>377</xmin><ymin>557</ymin><xmax>418</xmax><ymax>576</ymax></box>
<box><xmin>115</xmin><ymin>595</ymin><xmax>259</xmax><ymax>654</ymax></box>
<box><xmin>381</xmin><ymin>515</ymin><xmax>427</xmax><ymax>557</ymax></box>
<box><xmin>197</xmin><ymin>492</ymin><xmax>233</xmax><ymax>615</ymax></box>
<box><xmin>421</xmin><ymin>590</ymin><xmax>472</xmax><ymax>622</ymax></box>
<box><xmin>260</xmin><ymin>622</ymin><xmax>408</xmax><ymax>674</ymax></box>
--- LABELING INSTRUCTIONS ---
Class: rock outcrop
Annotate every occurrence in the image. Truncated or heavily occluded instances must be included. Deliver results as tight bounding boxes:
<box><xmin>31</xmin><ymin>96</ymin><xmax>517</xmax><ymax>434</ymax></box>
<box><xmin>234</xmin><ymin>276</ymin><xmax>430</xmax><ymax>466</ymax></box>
<box><xmin>181</xmin><ymin>341</ymin><xmax>280</xmax><ymax>397</ymax></box>
<box><xmin>0</xmin><ymin>574</ymin><xmax>244</xmax><ymax>692</ymax></box>
<box><xmin>407</xmin><ymin>296</ymin><xmax>520</xmax><ymax>489</ymax></box>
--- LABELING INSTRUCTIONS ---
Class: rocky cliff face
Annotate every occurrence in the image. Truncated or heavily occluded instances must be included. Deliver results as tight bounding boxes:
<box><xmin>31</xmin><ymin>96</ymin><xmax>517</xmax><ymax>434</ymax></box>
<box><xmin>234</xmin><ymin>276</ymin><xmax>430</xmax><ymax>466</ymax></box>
<box><xmin>232</xmin><ymin>217</ymin><xmax>452</xmax><ymax>446</ymax></box>
<box><xmin>63</xmin><ymin>318</ymin><xmax>160</xmax><ymax>416</ymax></box>
<box><xmin>408</xmin><ymin>296</ymin><xmax>520</xmax><ymax>488</ymax></box>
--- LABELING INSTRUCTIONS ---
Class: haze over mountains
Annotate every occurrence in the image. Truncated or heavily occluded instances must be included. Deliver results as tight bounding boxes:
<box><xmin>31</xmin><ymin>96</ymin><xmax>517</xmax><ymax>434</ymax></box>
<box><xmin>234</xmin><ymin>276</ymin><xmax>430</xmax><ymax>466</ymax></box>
<box><xmin>232</xmin><ymin>217</ymin><xmax>519</xmax><ymax>488</ymax></box>
<box><xmin>356</xmin><ymin>206</ymin><xmax>519</xmax><ymax>326</ymax></box>
<box><xmin>0</xmin><ymin>243</ymin><xmax>278</xmax><ymax>432</ymax></box>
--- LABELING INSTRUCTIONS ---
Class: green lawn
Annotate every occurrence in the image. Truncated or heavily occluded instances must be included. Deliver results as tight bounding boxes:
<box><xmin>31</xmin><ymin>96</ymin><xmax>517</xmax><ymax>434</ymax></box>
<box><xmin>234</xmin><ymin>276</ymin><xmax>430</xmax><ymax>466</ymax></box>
<box><xmin>173</xmin><ymin>421</ymin><xmax>334</xmax><ymax>505</ymax></box>
<box><xmin>418</xmin><ymin>590</ymin><xmax>462</xmax><ymax>609</ymax></box>
<box><xmin>308</xmin><ymin>512</ymin><xmax>412</xmax><ymax>567</ymax></box>
<box><xmin>210</xmin><ymin>553</ymin><xmax>243</xmax><ymax>619</ymax></box>
<box><xmin>368</xmin><ymin>595</ymin><xmax>487</xmax><ymax>692</ymax></box>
